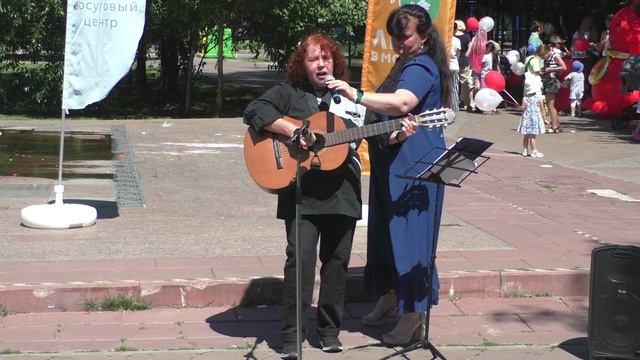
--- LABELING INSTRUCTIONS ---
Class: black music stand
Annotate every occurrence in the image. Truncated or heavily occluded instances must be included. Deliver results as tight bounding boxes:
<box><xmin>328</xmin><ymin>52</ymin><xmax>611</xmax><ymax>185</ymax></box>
<box><xmin>383</xmin><ymin>137</ymin><xmax>492</xmax><ymax>360</ymax></box>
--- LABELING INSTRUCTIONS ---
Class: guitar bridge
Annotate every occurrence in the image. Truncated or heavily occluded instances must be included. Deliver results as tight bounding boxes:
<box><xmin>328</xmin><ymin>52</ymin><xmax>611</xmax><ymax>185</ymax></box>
<box><xmin>272</xmin><ymin>136</ymin><xmax>284</xmax><ymax>169</ymax></box>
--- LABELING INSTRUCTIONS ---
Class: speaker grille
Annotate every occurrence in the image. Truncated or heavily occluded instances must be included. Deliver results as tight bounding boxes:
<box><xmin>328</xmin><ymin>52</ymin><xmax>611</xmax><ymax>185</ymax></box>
<box><xmin>589</xmin><ymin>245</ymin><xmax>640</xmax><ymax>359</ymax></box>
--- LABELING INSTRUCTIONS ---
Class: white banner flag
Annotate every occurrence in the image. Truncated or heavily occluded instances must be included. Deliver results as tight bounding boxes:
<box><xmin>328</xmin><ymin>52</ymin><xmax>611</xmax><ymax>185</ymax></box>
<box><xmin>62</xmin><ymin>1</ymin><xmax>146</xmax><ymax>110</ymax></box>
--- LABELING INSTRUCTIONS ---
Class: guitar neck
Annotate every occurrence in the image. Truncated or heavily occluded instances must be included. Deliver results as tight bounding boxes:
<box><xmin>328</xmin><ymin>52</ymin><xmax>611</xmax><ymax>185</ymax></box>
<box><xmin>325</xmin><ymin>118</ymin><xmax>405</xmax><ymax>147</ymax></box>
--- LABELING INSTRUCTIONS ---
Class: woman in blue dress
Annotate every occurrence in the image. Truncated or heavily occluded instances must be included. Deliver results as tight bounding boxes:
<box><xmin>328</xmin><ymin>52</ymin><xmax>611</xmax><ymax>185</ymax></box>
<box><xmin>327</xmin><ymin>4</ymin><xmax>452</xmax><ymax>345</ymax></box>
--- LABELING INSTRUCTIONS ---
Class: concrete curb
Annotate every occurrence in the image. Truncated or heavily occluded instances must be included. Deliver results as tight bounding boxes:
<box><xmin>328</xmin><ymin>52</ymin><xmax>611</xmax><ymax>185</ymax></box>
<box><xmin>0</xmin><ymin>268</ymin><xmax>590</xmax><ymax>313</ymax></box>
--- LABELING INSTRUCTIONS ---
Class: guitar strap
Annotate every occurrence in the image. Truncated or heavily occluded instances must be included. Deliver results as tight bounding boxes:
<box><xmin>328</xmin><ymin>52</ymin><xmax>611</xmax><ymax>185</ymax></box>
<box><xmin>303</xmin><ymin>92</ymin><xmax>325</xmax><ymax>171</ymax></box>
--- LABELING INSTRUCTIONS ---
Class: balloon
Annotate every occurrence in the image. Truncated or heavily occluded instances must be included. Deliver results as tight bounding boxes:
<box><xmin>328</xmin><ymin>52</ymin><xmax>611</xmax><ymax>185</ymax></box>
<box><xmin>573</xmin><ymin>38</ymin><xmax>589</xmax><ymax>52</ymax></box>
<box><xmin>582</xmin><ymin>97</ymin><xmax>594</xmax><ymax>110</ymax></box>
<box><xmin>478</xmin><ymin>16</ymin><xmax>494</xmax><ymax>32</ymax></box>
<box><xmin>511</xmin><ymin>62</ymin><xmax>526</xmax><ymax>76</ymax></box>
<box><xmin>484</xmin><ymin>70</ymin><xmax>506</xmax><ymax>92</ymax></box>
<box><xmin>466</xmin><ymin>17</ymin><xmax>479</xmax><ymax>32</ymax></box>
<box><xmin>474</xmin><ymin>88</ymin><xmax>503</xmax><ymax>111</ymax></box>
<box><xmin>506</xmin><ymin>54</ymin><xmax>518</xmax><ymax>66</ymax></box>
<box><xmin>507</xmin><ymin>50</ymin><xmax>520</xmax><ymax>62</ymax></box>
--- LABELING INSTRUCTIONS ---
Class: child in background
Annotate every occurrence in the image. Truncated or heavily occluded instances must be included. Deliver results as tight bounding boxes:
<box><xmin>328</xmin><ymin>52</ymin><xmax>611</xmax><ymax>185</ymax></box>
<box><xmin>564</xmin><ymin>61</ymin><xmax>585</xmax><ymax>117</ymax></box>
<box><xmin>481</xmin><ymin>42</ymin><xmax>498</xmax><ymax>88</ymax></box>
<box><xmin>524</xmin><ymin>44</ymin><xmax>549</xmax><ymax>124</ymax></box>
<box><xmin>466</xmin><ymin>29</ymin><xmax>488</xmax><ymax>112</ymax></box>
<box><xmin>481</xmin><ymin>42</ymin><xmax>499</xmax><ymax>114</ymax></box>
<box><xmin>518</xmin><ymin>75</ymin><xmax>547</xmax><ymax>158</ymax></box>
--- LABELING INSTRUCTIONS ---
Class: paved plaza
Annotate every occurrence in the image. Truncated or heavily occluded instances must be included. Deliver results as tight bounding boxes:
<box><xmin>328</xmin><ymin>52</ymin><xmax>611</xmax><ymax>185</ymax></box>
<box><xmin>1</xmin><ymin>59</ymin><xmax>639</xmax><ymax>359</ymax></box>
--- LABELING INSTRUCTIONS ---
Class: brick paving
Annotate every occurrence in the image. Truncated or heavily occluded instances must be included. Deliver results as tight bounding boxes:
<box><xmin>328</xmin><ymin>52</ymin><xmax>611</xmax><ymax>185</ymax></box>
<box><xmin>0</xmin><ymin>296</ymin><xmax>589</xmax><ymax>358</ymax></box>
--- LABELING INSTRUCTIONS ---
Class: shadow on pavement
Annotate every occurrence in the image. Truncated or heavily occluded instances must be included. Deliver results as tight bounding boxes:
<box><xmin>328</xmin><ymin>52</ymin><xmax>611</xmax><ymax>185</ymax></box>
<box><xmin>206</xmin><ymin>277</ymin><xmax>284</xmax><ymax>357</ymax></box>
<box><xmin>205</xmin><ymin>275</ymin><xmax>391</xmax><ymax>357</ymax></box>
<box><xmin>47</xmin><ymin>199</ymin><xmax>119</xmax><ymax>219</ymax></box>
<box><xmin>560</xmin><ymin>115</ymin><xmax>638</xmax><ymax>143</ymax></box>
<box><xmin>558</xmin><ymin>337</ymin><xmax>589</xmax><ymax>359</ymax></box>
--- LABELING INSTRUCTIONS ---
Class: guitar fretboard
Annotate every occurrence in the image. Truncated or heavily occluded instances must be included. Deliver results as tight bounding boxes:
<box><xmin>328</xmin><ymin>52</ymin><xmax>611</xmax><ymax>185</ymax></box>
<box><xmin>324</xmin><ymin>109</ymin><xmax>449</xmax><ymax>147</ymax></box>
<box><xmin>325</xmin><ymin>118</ymin><xmax>404</xmax><ymax>147</ymax></box>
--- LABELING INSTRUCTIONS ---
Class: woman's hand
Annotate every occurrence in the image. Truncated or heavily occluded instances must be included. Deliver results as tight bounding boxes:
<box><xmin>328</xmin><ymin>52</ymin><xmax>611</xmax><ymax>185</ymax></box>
<box><xmin>325</xmin><ymin>78</ymin><xmax>357</xmax><ymax>102</ymax></box>
<box><xmin>391</xmin><ymin>118</ymin><xmax>418</xmax><ymax>144</ymax></box>
<box><xmin>265</xmin><ymin>118</ymin><xmax>312</xmax><ymax>150</ymax></box>
<box><xmin>327</xmin><ymin>77</ymin><xmax>419</xmax><ymax>116</ymax></box>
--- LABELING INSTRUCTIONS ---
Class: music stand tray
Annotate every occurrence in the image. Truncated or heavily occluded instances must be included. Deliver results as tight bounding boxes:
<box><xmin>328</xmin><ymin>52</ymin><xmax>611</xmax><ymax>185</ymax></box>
<box><xmin>383</xmin><ymin>137</ymin><xmax>492</xmax><ymax>360</ymax></box>
<box><xmin>398</xmin><ymin>137</ymin><xmax>493</xmax><ymax>187</ymax></box>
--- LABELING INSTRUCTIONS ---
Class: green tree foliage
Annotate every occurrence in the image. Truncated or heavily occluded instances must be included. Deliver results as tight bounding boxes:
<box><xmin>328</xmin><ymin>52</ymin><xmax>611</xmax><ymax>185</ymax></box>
<box><xmin>238</xmin><ymin>0</ymin><xmax>367</xmax><ymax>68</ymax></box>
<box><xmin>0</xmin><ymin>0</ymin><xmax>367</xmax><ymax>116</ymax></box>
<box><xmin>0</xmin><ymin>0</ymin><xmax>65</xmax><ymax>111</ymax></box>
<box><xmin>147</xmin><ymin>0</ymin><xmax>215</xmax><ymax>107</ymax></box>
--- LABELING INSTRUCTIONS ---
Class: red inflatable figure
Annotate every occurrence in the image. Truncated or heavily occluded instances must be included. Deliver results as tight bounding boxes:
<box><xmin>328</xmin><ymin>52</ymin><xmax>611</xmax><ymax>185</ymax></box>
<box><xmin>586</xmin><ymin>1</ymin><xmax>640</xmax><ymax>116</ymax></box>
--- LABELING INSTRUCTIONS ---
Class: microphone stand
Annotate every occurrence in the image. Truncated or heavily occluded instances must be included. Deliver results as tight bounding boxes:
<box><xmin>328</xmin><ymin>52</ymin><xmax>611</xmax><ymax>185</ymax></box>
<box><xmin>287</xmin><ymin>119</ymin><xmax>310</xmax><ymax>360</ymax></box>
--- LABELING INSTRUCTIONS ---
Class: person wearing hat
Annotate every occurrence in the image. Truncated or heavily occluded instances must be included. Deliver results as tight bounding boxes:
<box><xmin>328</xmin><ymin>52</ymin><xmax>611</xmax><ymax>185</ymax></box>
<box><xmin>454</xmin><ymin>19</ymin><xmax>472</xmax><ymax>111</ymax></box>
<box><xmin>563</xmin><ymin>60</ymin><xmax>585</xmax><ymax>117</ymax></box>
<box><xmin>517</xmin><ymin>74</ymin><xmax>547</xmax><ymax>158</ymax></box>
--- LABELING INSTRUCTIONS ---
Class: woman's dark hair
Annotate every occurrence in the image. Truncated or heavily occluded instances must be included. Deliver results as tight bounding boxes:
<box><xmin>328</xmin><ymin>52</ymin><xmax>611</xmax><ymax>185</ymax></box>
<box><xmin>286</xmin><ymin>33</ymin><xmax>348</xmax><ymax>87</ymax></box>
<box><xmin>486</xmin><ymin>42</ymin><xmax>498</xmax><ymax>70</ymax></box>
<box><xmin>379</xmin><ymin>4</ymin><xmax>452</xmax><ymax>108</ymax></box>
<box><xmin>531</xmin><ymin>20</ymin><xmax>543</xmax><ymax>32</ymax></box>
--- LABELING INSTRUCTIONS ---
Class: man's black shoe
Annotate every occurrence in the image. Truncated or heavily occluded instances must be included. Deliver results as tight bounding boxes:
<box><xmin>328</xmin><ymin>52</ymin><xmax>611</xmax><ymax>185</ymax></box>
<box><xmin>319</xmin><ymin>336</ymin><xmax>343</xmax><ymax>353</ymax></box>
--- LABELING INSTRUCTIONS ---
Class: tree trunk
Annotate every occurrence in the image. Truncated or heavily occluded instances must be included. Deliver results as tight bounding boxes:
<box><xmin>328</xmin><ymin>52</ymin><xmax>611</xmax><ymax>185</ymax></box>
<box><xmin>215</xmin><ymin>25</ymin><xmax>224</xmax><ymax>116</ymax></box>
<box><xmin>184</xmin><ymin>55</ymin><xmax>193</xmax><ymax>115</ymax></box>
<box><xmin>136</xmin><ymin>31</ymin><xmax>147</xmax><ymax>87</ymax></box>
<box><xmin>184</xmin><ymin>32</ymin><xmax>197</xmax><ymax>115</ymax></box>
<box><xmin>135</xmin><ymin>8</ymin><xmax>149</xmax><ymax>87</ymax></box>
<box><xmin>159</xmin><ymin>37</ymin><xmax>179</xmax><ymax>105</ymax></box>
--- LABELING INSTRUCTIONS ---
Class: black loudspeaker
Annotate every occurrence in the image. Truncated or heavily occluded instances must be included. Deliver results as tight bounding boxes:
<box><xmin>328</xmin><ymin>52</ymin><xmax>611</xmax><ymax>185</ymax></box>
<box><xmin>588</xmin><ymin>245</ymin><xmax>640</xmax><ymax>359</ymax></box>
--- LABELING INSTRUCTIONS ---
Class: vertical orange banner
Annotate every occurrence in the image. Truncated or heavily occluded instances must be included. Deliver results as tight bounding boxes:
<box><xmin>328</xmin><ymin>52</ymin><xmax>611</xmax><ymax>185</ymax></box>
<box><xmin>358</xmin><ymin>1</ymin><xmax>457</xmax><ymax>176</ymax></box>
<box><xmin>361</xmin><ymin>0</ymin><xmax>457</xmax><ymax>92</ymax></box>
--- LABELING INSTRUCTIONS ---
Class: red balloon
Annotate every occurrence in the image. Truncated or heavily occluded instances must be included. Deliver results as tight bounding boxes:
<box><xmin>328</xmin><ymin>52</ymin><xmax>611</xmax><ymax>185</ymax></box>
<box><xmin>484</xmin><ymin>70</ymin><xmax>506</xmax><ymax>92</ymax></box>
<box><xmin>573</xmin><ymin>38</ymin><xmax>589</xmax><ymax>52</ymax></box>
<box><xmin>466</xmin><ymin>17</ymin><xmax>479</xmax><ymax>32</ymax></box>
<box><xmin>582</xmin><ymin>97</ymin><xmax>594</xmax><ymax>110</ymax></box>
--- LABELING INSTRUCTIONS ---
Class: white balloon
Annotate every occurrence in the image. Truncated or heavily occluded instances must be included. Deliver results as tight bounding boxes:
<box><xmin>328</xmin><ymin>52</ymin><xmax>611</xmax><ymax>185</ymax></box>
<box><xmin>507</xmin><ymin>50</ymin><xmax>520</xmax><ymax>62</ymax></box>
<box><xmin>511</xmin><ymin>62</ymin><xmax>526</xmax><ymax>76</ymax></box>
<box><xmin>478</xmin><ymin>16</ymin><xmax>494</xmax><ymax>32</ymax></box>
<box><xmin>506</xmin><ymin>54</ymin><xmax>518</xmax><ymax>66</ymax></box>
<box><xmin>474</xmin><ymin>88</ymin><xmax>503</xmax><ymax>111</ymax></box>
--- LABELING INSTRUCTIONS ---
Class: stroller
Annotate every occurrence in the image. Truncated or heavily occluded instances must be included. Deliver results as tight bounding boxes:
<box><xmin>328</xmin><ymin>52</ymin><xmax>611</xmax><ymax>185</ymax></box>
<box><xmin>613</xmin><ymin>55</ymin><xmax>640</xmax><ymax>137</ymax></box>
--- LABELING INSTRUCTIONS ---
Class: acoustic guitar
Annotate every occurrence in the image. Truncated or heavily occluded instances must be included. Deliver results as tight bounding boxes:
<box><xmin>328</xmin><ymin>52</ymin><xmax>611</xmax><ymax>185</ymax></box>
<box><xmin>243</xmin><ymin>108</ymin><xmax>455</xmax><ymax>193</ymax></box>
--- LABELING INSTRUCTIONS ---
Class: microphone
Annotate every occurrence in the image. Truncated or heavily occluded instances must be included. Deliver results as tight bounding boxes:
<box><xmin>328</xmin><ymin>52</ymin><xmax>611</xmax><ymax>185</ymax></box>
<box><xmin>324</xmin><ymin>75</ymin><xmax>342</xmax><ymax>104</ymax></box>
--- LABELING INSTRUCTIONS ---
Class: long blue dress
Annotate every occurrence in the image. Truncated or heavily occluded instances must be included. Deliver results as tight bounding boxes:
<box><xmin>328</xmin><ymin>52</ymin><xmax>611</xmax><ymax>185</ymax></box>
<box><xmin>364</xmin><ymin>55</ymin><xmax>446</xmax><ymax>314</ymax></box>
